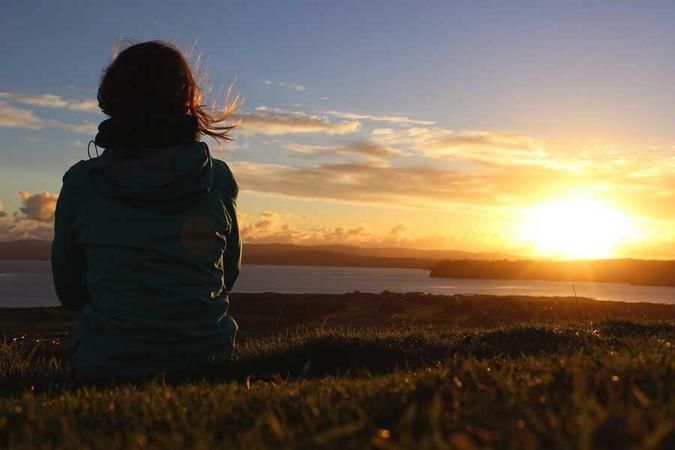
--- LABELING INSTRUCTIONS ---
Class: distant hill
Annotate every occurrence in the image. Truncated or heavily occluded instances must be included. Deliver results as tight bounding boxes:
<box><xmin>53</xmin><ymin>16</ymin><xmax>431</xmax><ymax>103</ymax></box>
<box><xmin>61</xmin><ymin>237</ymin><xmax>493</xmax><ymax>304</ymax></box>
<box><xmin>0</xmin><ymin>240</ymin><xmax>515</xmax><ymax>269</ymax></box>
<box><xmin>241</xmin><ymin>243</ymin><xmax>516</xmax><ymax>268</ymax></box>
<box><xmin>242</xmin><ymin>248</ymin><xmax>436</xmax><ymax>269</ymax></box>
<box><xmin>3</xmin><ymin>240</ymin><xmax>672</xmax><ymax>286</ymax></box>
<box><xmin>245</xmin><ymin>243</ymin><xmax>516</xmax><ymax>261</ymax></box>
<box><xmin>0</xmin><ymin>240</ymin><xmax>51</xmax><ymax>260</ymax></box>
<box><xmin>430</xmin><ymin>259</ymin><xmax>675</xmax><ymax>287</ymax></box>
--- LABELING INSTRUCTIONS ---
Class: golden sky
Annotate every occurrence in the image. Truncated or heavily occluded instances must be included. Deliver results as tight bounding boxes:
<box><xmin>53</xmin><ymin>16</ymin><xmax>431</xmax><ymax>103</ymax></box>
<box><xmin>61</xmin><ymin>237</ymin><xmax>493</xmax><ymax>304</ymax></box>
<box><xmin>1</xmin><ymin>2</ymin><xmax>674</xmax><ymax>259</ymax></box>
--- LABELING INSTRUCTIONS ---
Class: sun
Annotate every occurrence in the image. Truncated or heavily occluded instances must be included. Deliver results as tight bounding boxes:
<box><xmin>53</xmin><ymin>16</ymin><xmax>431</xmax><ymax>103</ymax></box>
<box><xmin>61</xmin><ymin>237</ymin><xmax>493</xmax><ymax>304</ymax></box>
<box><xmin>517</xmin><ymin>195</ymin><xmax>637</xmax><ymax>259</ymax></box>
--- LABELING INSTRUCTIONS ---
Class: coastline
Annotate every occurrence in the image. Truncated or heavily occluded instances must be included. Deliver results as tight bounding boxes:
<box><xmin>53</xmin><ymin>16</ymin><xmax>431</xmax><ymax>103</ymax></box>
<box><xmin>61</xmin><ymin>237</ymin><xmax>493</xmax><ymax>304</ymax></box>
<box><xmin>4</xmin><ymin>292</ymin><xmax>674</xmax><ymax>338</ymax></box>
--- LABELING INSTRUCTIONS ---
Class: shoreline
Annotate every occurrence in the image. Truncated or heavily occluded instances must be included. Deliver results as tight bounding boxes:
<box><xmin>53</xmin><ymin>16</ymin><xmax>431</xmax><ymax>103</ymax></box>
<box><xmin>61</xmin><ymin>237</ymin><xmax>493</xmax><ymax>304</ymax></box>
<box><xmin>3</xmin><ymin>292</ymin><xmax>674</xmax><ymax>337</ymax></box>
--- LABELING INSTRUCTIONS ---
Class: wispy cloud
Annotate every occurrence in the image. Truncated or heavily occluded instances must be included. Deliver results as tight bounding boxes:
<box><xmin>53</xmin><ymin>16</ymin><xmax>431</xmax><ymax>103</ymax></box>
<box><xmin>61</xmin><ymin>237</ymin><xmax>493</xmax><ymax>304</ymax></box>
<box><xmin>325</xmin><ymin>110</ymin><xmax>436</xmax><ymax>126</ymax></box>
<box><xmin>54</xmin><ymin>121</ymin><xmax>98</xmax><ymax>135</ymax></box>
<box><xmin>0</xmin><ymin>101</ymin><xmax>42</xmax><ymax>128</ymax></box>
<box><xmin>231</xmin><ymin>159</ymin><xmax>501</xmax><ymax>210</ymax></box>
<box><xmin>263</xmin><ymin>80</ymin><xmax>307</xmax><ymax>93</ymax></box>
<box><xmin>369</xmin><ymin>127</ymin><xmax>556</xmax><ymax>168</ymax></box>
<box><xmin>283</xmin><ymin>140</ymin><xmax>404</xmax><ymax>165</ymax></box>
<box><xmin>0</xmin><ymin>101</ymin><xmax>97</xmax><ymax>135</ymax></box>
<box><xmin>235</xmin><ymin>106</ymin><xmax>360</xmax><ymax>135</ymax></box>
<box><xmin>230</xmin><ymin>152</ymin><xmax>675</xmax><ymax>221</ymax></box>
<box><xmin>0</xmin><ymin>91</ymin><xmax>99</xmax><ymax>113</ymax></box>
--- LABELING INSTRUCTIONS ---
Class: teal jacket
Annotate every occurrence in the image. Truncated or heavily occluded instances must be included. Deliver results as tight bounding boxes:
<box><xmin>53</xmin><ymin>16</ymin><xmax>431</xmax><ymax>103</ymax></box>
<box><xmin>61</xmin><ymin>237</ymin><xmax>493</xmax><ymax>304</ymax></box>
<box><xmin>51</xmin><ymin>142</ymin><xmax>241</xmax><ymax>381</ymax></box>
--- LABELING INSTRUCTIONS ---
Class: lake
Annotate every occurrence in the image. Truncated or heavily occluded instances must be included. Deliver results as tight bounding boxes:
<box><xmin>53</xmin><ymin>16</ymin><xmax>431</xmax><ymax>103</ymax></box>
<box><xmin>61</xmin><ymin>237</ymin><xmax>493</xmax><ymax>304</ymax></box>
<box><xmin>0</xmin><ymin>260</ymin><xmax>673</xmax><ymax>308</ymax></box>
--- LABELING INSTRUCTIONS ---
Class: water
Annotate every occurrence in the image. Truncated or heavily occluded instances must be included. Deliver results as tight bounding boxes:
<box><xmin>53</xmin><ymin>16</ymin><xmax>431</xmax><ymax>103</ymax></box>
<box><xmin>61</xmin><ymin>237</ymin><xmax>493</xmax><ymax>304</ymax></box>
<box><xmin>0</xmin><ymin>260</ymin><xmax>673</xmax><ymax>308</ymax></box>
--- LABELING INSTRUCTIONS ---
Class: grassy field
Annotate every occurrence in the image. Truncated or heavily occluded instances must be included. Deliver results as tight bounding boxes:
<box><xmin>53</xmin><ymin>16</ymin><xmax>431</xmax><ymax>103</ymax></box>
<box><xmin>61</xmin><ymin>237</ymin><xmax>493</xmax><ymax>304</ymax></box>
<box><xmin>1</xmin><ymin>293</ymin><xmax>674</xmax><ymax>449</ymax></box>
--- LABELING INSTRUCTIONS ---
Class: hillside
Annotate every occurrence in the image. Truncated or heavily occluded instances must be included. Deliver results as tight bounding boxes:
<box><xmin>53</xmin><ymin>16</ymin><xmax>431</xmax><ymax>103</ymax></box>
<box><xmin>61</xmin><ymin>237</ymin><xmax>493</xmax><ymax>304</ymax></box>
<box><xmin>431</xmin><ymin>259</ymin><xmax>675</xmax><ymax>287</ymax></box>
<box><xmin>245</xmin><ymin>243</ymin><xmax>516</xmax><ymax>260</ymax></box>
<box><xmin>0</xmin><ymin>239</ymin><xmax>514</xmax><ymax>268</ymax></box>
<box><xmin>0</xmin><ymin>240</ymin><xmax>52</xmax><ymax>260</ymax></box>
<box><xmin>3</xmin><ymin>292</ymin><xmax>674</xmax><ymax>336</ymax></box>
<box><xmin>3</xmin><ymin>293</ymin><xmax>674</xmax><ymax>449</ymax></box>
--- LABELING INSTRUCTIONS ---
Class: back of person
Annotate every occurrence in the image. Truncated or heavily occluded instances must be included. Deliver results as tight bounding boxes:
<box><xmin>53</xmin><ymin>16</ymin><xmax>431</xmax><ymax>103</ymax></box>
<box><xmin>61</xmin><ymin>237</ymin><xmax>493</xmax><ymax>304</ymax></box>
<box><xmin>51</xmin><ymin>41</ymin><xmax>241</xmax><ymax>382</ymax></box>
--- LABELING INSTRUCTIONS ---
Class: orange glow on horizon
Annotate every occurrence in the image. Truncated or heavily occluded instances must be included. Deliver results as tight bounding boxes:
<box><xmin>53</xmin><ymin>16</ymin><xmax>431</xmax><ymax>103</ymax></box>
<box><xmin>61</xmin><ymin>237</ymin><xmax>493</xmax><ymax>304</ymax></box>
<box><xmin>516</xmin><ymin>195</ymin><xmax>640</xmax><ymax>259</ymax></box>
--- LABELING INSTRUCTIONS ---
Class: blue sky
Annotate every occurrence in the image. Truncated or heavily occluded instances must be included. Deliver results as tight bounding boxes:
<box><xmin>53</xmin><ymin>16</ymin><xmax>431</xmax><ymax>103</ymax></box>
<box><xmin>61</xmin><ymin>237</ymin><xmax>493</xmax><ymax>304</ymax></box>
<box><xmin>1</xmin><ymin>1</ymin><xmax>674</xmax><ymax>257</ymax></box>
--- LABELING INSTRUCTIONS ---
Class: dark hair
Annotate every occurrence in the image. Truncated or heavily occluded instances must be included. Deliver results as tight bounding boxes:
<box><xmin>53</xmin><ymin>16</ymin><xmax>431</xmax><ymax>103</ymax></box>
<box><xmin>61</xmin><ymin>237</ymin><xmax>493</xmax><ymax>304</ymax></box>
<box><xmin>97</xmin><ymin>40</ymin><xmax>238</xmax><ymax>141</ymax></box>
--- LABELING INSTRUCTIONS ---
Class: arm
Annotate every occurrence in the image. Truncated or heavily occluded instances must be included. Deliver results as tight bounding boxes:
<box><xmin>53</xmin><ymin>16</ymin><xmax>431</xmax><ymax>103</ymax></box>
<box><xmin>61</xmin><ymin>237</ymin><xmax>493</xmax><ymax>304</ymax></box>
<box><xmin>223</xmin><ymin>175</ymin><xmax>241</xmax><ymax>293</ymax></box>
<box><xmin>51</xmin><ymin>174</ymin><xmax>87</xmax><ymax>311</ymax></box>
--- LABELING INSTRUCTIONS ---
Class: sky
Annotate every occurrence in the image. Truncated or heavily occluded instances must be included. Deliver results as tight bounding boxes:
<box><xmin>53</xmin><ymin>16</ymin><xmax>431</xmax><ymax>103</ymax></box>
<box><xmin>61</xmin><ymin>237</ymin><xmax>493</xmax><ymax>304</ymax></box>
<box><xmin>1</xmin><ymin>0</ymin><xmax>674</xmax><ymax>259</ymax></box>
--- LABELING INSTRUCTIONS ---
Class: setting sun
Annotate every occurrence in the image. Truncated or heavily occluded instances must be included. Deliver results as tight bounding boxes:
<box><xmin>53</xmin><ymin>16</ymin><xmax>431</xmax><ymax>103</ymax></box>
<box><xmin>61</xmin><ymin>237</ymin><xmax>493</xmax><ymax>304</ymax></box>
<box><xmin>518</xmin><ymin>196</ymin><xmax>638</xmax><ymax>259</ymax></box>
<box><xmin>3</xmin><ymin>4</ymin><xmax>675</xmax><ymax>449</ymax></box>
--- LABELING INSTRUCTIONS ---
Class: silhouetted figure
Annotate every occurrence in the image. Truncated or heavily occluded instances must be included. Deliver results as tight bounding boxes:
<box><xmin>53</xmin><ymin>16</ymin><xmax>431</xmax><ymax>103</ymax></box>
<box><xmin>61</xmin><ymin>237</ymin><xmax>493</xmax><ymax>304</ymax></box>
<box><xmin>51</xmin><ymin>41</ymin><xmax>241</xmax><ymax>382</ymax></box>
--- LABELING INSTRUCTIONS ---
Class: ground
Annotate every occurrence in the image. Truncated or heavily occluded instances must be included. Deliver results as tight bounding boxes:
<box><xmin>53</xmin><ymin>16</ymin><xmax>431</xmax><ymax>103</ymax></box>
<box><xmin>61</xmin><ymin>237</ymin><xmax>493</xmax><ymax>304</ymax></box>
<box><xmin>1</xmin><ymin>293</ymin><xmax>674</xmax><ymax>449</ymax></box>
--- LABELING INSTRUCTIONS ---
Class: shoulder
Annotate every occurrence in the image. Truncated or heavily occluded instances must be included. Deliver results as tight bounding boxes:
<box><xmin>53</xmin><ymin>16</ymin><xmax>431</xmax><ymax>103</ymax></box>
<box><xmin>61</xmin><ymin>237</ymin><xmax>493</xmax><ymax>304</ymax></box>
<box><xmin>212</xmin><ymin>157</ymin><xmax>238</xmax><ymax>199</ymax></box>
<box><xmin>62</xmin><ymin>147</ymin><xmax>116</xmax><ymax>186</ymax></box>
<box><xmin>62</xmin><ymin>158</ymin><xmax>98</xmax><ymax>187</ymax></box>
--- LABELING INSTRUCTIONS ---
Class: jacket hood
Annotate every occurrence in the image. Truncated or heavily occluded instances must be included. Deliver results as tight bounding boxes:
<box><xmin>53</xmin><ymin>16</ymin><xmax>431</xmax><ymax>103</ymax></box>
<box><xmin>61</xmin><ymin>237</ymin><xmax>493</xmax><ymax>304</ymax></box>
<box><xmin>91</xmin><ymin>141</ymin><xmax>214</xmax><ymax>208</ymax></box>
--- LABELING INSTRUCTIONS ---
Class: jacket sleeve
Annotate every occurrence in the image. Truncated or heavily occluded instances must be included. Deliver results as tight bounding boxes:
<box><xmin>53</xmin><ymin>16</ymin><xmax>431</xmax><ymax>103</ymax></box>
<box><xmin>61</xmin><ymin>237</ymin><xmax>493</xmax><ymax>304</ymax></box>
<box><xmin>51</xmin><ymin>173</ymin><xmax>87</xmax><ymax>311</ymax></box>
<box><xmin>223</xmin><ymin>173</ymin><xmax>241</xmax><ymax>293</ymax></box>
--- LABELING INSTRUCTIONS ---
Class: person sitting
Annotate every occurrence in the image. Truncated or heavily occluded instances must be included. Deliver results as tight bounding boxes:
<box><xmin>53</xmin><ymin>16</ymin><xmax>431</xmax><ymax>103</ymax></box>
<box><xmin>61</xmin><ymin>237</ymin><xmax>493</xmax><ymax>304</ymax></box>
<box><xmin>51</xmin><ymin>41</ymin><xmax>241</xmax><ymax>382</ymax></box>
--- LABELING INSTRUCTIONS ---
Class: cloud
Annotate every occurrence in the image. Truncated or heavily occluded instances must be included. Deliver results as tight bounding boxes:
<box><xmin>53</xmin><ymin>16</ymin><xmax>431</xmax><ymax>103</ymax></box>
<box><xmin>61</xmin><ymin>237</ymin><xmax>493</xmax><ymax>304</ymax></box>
<box><xmin>282</xmin><ymin>142</ymin><xmax>329</xmax><ymax>156</ymax></box>
<box><xmin>230</xmin><ymin>150</ymin><xmax>673</xmax><ymax>257</ymax></box>
<box><xmin>429</xmin><ymin>131</ymin><xmax>539</xmax><ymax>154</ymax></box>
<box><xmin>0</xmin><ymin>101</ymin><xmax>97</xmax><ymax>135</ymax></box>
<box><xmin>283</xmin><ymin>140</ymin><xmax>404</xmax><ymax>164</ymax></box>
<box><xmin>239</xmin><ymin>211</ymin><xmax>464</xmax><ymax>249</ymax></box>
<box><xmin>388</xmin><ymin>224</ymin><xmax>408</xmax><ymax>237</ymax></box>
<box><xmin>240</xmin><ymin>211</ymin><xmax>412</xmax><ymax>246</ymax></box>
<box><xmin>0</xmin><ymin>101</ymin><xmax>42</xmax><ymax>128</ymax></box>
<box><xmin>235</xmin><ymin>107</ymin><xmax>360</xmax><ymax>135</ymax></box>
<box><xmin>0</xmin><ymin>91</ymin><xmax>99</xmax><ymax>135</ymax></box>
<box><xmin>54</xmin><ymin>121</ymin><xmax>98</xmax><ymax>135</ymax></box>
<box><xmin>0</xmin><ymin>197</ymin><xmax>54</xmax><ymax>241</ymax></box>
<box><xmin>231</xmin><ymin>160</ymin><xmax>506</xmax><ymax>210</ymax></box>
<box><xmin>325</xmin><ymin>110</ymin><xmax>436</xmax><ymax>126</ymax></box>
<box><xmin>0</xmin><ymin>215</ymin><xmax>53</xmax><ymax>241</ymax></box>
<box><xmin>230</xmin><ymin>153</ymin><xmax>675</xmax><ymax>222</ymax></box>
<box><xmin>18</xmin><ymin>191</ymin><xmax>58</xmax><ymax>222</ymax></box>
<box><xmin>262</xmin><ymin>80</ymin><xmax>307</xmax><ymax>93</ymax></box>
<box><xmin>369</xmin><ymin>126</ymin><xmax>557</xmax><ymax>168</ymax></box>
<box><xmin>0</xmin><ymin>92</ymin><xmax>99</xmax><ymax>113</ymax></box>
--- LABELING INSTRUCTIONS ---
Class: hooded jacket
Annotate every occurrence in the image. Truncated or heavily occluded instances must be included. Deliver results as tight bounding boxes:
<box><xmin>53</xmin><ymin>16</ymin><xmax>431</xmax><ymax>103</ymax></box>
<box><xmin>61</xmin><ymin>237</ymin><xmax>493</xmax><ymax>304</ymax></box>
<box><xmin>51</xmin><ymin>140</ymin><xmax>241</xmax><ymax>381</ymax></box>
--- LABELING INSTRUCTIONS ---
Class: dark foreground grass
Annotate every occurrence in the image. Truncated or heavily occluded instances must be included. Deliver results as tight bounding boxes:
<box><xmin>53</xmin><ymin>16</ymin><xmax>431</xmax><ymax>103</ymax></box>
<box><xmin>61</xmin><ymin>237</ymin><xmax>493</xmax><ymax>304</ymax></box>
<box><xmin>1</xmin><ymin>320</ymin><xmax>673</xmax><ymax>449</ymax></box>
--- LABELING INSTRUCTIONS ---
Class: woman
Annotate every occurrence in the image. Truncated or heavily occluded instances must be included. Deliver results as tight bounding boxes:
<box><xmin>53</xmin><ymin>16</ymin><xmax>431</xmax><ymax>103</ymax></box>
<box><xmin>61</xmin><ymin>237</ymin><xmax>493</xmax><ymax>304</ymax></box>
<box><xmin>51</xmin><ymin>41</ymin><xmax>241</xmax><ymax>382</ymax></box>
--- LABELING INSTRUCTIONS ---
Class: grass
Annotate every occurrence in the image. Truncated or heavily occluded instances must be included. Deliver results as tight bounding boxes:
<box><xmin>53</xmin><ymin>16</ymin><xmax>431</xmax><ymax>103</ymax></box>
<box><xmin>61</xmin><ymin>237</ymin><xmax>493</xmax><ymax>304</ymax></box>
<box><xmin>1</xmin><ymin>294</ymin><xmax>674</xmax><ymax>449</ymax></box>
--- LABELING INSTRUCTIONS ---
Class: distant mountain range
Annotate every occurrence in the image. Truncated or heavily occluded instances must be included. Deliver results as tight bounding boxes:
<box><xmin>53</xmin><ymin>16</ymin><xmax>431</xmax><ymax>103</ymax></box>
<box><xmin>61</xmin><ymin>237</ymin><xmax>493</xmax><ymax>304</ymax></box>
<box><xmin>0</xmin><ymin>240</ymin><xmax>516</xmax><ymax>268</ymax></box>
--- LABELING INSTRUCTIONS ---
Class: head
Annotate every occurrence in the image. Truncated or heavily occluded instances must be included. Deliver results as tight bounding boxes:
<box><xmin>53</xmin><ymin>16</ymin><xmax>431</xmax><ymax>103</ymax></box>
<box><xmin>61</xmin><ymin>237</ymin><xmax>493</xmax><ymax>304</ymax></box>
<box><xmin>97</xmin><ymin>40</ymin><xmax>237</xmax><ymax>141</ymax></box>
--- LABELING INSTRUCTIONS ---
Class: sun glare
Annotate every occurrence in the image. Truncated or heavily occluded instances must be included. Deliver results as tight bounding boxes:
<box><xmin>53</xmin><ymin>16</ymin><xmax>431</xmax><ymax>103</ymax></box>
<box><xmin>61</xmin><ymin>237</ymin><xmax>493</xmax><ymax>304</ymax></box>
<box><xmin>518</xmin><ymin>196</ymin><xmax>637</xmax><ymax>259</ymax></box>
